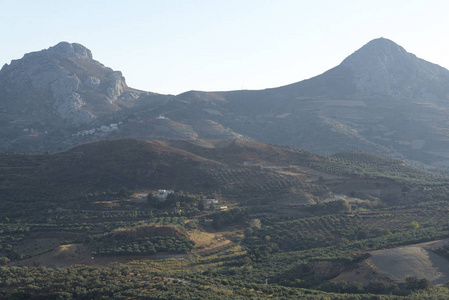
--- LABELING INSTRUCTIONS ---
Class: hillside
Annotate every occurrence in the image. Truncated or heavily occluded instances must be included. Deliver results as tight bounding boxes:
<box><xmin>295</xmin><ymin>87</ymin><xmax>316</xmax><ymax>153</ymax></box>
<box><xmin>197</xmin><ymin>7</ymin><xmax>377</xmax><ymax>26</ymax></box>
<box><xmin>138</xmin><ymin>38</ymin><xmax>449</xmax><ymax>167</ymax></box>
<box><xmin>1</xmin><ymin>138</ymin><xmax>447</xmax><ymax>216</ymax></box>
<box><xmin>0</xmin><ymin>139</ymin><xmax>221</xmax><ymax>205</ymax></box>
<box><xmin>2</xmin><ymin>138</ymin><xmax>449</xmax><ymax>298</ymax></box>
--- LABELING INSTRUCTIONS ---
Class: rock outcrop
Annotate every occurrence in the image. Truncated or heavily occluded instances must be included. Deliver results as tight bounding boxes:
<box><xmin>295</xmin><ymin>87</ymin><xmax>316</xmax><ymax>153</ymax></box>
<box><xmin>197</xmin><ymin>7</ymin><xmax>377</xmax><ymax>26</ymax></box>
<box><xmin>106</xmin><ymin>71</ymin><xmax>127</xmax><ymax>103</ymax></box>
<box><xmin>0</xmin><ymin>41</ymin><xmax>140</xmax><ymax>125</ymax></box>
<box><xmin>47</xmin><ymin>42</ymin><xmax>93</xmax><ymax>59</ymax></box>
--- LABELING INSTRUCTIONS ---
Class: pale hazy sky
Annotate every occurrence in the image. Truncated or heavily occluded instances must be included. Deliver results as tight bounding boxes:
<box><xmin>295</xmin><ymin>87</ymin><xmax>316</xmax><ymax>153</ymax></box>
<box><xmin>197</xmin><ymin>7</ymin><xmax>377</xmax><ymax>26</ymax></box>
<box><xmin>2</xmin><ymin>0</ymin><xmax>449</xmax><ymax>95</ymax></box>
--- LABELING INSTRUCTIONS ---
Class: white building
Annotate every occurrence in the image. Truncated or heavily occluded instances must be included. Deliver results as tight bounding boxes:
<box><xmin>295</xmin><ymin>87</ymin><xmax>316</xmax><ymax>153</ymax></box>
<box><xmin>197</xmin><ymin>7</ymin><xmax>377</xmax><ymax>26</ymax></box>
<box><xmin>155</xmin><ymin>189</ymin><xmax>174</xmax><ymax>199</ymax></box>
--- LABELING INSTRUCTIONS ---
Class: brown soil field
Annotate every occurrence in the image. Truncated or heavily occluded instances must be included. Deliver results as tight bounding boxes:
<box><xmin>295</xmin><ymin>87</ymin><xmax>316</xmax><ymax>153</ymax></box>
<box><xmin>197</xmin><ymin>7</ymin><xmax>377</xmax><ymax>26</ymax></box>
<box><xmin>370</xmin><ymin>239</ymin><xmax>449</xmax><ymax>284</ymax></box>
<box><xmin>333</xmin><ymin>239</ymin><xmax>449</xmax><ymax>285</ymax></box>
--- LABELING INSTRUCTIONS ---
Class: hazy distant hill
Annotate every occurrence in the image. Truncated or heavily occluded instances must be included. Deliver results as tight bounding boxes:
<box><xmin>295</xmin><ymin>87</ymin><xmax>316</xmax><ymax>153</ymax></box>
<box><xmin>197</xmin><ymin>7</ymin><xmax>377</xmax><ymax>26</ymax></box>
<box><xmin>2</xmin><ymin>38</ymin><xmax>449</xmax><ymax>166</ymax></box>
<box><xmin>150</xmin><ymin>38</ymin><xmax>449</xmax><ymax>166</ymax></box>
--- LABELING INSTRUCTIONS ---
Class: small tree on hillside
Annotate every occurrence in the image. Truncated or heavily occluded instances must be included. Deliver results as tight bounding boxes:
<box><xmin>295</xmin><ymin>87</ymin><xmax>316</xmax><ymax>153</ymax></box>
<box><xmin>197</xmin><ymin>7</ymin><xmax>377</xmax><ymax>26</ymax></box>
<box><xmin>249</xmin><ymin>218</ymin><xmax>261</xmax><ymax>229</ymax></box>
<box><xmin>405</xmin><ymin>276</ymin><xmax>430</xmax><ymax>290</ymax></box>
<box><xmin>407</xmin><ymin>221</ymin><xmax>420</xmax><ymax>229</ymax></box>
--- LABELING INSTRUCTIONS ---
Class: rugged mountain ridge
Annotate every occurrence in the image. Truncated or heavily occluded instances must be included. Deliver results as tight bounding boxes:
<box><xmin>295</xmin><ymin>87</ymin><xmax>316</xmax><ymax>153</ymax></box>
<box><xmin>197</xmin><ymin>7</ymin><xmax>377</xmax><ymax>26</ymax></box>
<box><xmin>2</xmin><ymin>38</ymin><xmax>449</xmax><ymax>166</ymax></box>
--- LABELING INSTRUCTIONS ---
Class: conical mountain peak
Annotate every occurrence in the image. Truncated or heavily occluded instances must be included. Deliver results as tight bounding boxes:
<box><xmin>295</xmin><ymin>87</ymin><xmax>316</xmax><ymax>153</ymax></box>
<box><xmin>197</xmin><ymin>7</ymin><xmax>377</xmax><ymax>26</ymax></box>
<box><xmin>341</xmin><ymin>37</ymin><xmax>410</xmax><ymax>67</ymax></box>
<box><xmin>338</xmin><ymin>38</ymin><xmax>449</xmax><ymax>98</ymax></box>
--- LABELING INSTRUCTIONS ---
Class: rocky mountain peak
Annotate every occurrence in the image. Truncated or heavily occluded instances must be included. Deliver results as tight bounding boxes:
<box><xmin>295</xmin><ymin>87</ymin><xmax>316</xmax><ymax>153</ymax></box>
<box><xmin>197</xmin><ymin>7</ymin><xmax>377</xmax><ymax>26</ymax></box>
<box><xmin>47</xmin><ymin>42</ymin><xmax>93</xmax><ymax>59</ymax></box>
<box><xmin>340</xmin><ymin>37</ymin><xmax>449</xmax><ymax>99</ymax></box>
<box><xmin>341</xmin><ymin>38</ymin><xmax>409</xmax><ymax>67</ymax></box>
<box><xmin>0</xmin><ymin>42</ymin><xmax>141</xmax><ymax>126</ymax></box>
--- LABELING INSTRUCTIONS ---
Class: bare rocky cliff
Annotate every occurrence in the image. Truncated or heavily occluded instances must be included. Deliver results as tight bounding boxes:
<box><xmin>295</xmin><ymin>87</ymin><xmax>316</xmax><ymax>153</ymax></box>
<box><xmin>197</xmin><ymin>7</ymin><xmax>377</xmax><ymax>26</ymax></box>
<box><xmin>0</xmin><ymin>42</ymin><xmax>139</xmax><ymax>125</ymax></box>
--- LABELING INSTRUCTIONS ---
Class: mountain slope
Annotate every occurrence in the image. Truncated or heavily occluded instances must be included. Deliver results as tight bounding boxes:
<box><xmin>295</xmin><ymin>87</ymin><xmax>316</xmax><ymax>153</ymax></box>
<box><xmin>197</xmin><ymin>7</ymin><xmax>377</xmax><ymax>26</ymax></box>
<box><xmin>146</xmin><ymin>38</ymin><xmax>449</xmax><ymax>166</ymax></box>
<box><xmin>0</xmin><ymin>42</ymin><xmax>147</xmax><ymax>123</ymax></box>
<box><xmin>279</xmin><ymin>38</ymin><xmax>449</xmax><ymax>99</ymax></box>
<box><xmin>3</xmin><ymin>39</ymin><xmax>449</xmax><ymax>166</ymax></box>
<box><xmin>0</xmin><ymin>42</ymin><xmax>171</xmax><ymax>152</ymax></box>
<box><xmin>340</xmin><ymin>38</ymin><xmax>449</xmax><ymax>99</ymax></box>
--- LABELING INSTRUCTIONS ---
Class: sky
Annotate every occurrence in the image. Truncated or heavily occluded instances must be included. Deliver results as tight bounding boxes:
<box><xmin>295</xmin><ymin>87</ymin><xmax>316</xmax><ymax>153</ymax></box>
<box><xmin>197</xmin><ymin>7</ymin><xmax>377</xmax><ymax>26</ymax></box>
<box><xmin>2</xmin><ymin>0</ymin><xmax>449</xmax><ymax>95</ymax></box>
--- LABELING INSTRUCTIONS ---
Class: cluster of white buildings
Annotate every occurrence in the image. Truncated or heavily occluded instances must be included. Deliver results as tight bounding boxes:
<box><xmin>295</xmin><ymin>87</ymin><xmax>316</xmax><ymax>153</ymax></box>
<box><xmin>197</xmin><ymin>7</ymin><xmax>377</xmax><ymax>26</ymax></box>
<box><xmin>73</xmin><ymin>123</ymin><xmax>120</xmax><ymax>137</ymax></box>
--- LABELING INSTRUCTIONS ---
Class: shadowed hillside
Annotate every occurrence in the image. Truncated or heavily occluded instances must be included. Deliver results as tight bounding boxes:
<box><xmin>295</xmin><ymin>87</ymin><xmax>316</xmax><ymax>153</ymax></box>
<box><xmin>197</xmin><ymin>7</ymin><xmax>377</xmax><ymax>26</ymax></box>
<box><xmin>1</xmin><ymin>138</ymin><xmax>447</xmax><ymax>216</ymax></box>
